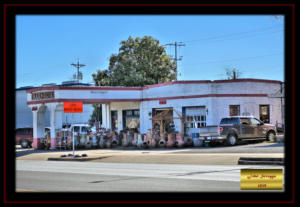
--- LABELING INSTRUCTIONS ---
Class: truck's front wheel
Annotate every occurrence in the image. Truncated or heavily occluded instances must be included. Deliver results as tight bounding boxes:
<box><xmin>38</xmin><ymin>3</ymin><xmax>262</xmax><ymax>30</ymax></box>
<box><xmin>267</xmin><ymin>131</ymin><xmax>276</xmax><ymax>142</ymax></box>
<box><xmin>226</xmin><ymin>134</ymin><xmax>237</xmax><ymax>146</ymax></box>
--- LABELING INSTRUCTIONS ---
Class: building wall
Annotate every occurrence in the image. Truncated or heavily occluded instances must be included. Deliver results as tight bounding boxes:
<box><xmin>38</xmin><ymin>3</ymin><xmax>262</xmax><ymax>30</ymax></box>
<box><xmin>51</xmin><ymin>89</ymin><xmax>142</xmax><ymax>101</ymax></box>
<box><xmin>210</xmin><ymin>97</ymin><xmax>282</xmax><ymax>125</ymax></box>
<box><xmin>19</xmin><ymin>90</ymin><xmax>94</xmax><ymax>127</ymax></box>
<box><xmin>140</xmin><ymin>97</ymin><xmax>212</xmax><ymax>134</ymax></box>
<box><xmin>142</xmin><ymin>82</ymin><xmax>211</xmax><ymax>99</ymax></box>
<box><xmin>16</xmin><ymin>90</ymin><xmax>50</xmax><ymax>128</ymax></box>
<box><xmin>24</xmin><ymin>79</ymin><xmax>283</xmax><ymax>133</ymax></box>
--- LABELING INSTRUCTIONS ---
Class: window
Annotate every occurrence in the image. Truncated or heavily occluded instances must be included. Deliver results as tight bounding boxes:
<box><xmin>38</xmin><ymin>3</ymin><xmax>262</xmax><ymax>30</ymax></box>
<box><xmin>250</xmin><ymin>118</ymin><xmax>261</xmax><ymax>125</ymax></box>
<box><xmin>220</xmin><ymin>118</ymin><xmax>239</xmax><ymax>125</ymax></box>
<box><xmin>229</xmin><ymin>105</ymin><xmax>240</xmax><ymax>116</ymax></box>
<box><xmin>240</xmin><ymin>118</ymin><xmax>250</xmax><ymax>125</ymax></box>
<box><xmin>16</xmin><ymin>128</ymin><xmax>32</xmax><ymax>135</ymax></box>
<box><xmin>81</xmin><ymin>127</ymin><xmax>88</xmax><ymax>133</ymax></box>
<box><xmin>73</xmin><ymin>126</ymin><xmax>80</xmax><ymax>132</ymax></box>
<box><xmin>133</xmin><ymin>110</ymin><xmax>140</xmax><ymax>116</ymax></box>
<box><xmin>123</xmin><ymin>109</ymin><xmax>140</xmax><ymax>130</ymax></box>
<box><xmin>259</xmin><ymin>105</ymin><xmax>270</xmax><ymax>123</ymax></box>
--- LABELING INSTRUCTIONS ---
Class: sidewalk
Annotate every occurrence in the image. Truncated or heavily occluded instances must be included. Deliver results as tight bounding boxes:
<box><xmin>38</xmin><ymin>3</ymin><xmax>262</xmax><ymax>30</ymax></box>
<box><xmin>16</xmin><ymin>147</ymin><xmax>284</xmax><ymax>165</ymax></box>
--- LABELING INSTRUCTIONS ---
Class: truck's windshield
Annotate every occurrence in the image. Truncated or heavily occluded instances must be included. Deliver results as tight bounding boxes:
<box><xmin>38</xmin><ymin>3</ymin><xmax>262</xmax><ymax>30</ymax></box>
<box><xmin>73</xmin><ymin>126</ymin><xmax>80</xmax><ymax>132</ymax></box>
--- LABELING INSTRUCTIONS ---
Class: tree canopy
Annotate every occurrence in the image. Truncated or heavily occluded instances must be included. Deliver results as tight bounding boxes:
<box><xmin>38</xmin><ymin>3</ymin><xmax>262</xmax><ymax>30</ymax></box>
<box><xmin>92</xmin><ymin>36</ymin><xmax>177</xmax><ymax>87</ymax></box>
<box><xmin>225</xmin><ymin>68</ymin><xmax>242</xmax><ymax>80</ymax></box>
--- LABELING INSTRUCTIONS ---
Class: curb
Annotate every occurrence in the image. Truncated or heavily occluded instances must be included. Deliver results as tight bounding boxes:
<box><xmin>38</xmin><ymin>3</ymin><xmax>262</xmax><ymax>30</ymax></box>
<box><xmin>238</xmin><ymin>157</ymin><xmax>284</xmax><ymax>165</ymax></box>
<box><xmin>47</xmin><ymin>156</ymin><xmax>109</xmax><ymax>162</ymax></box>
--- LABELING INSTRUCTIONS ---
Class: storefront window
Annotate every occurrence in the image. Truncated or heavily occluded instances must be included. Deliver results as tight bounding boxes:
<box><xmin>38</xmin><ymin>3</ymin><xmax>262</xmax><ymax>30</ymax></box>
<box><xmin>134</xmin><ymin>110</ymin><xmax>140</xmax><ymax>116</ymax></box>
<box><xmin>123</xmin><ymin>109</ymin><xmax>140</xmax><ymax>131</ymax></box>
<box><xmin>259</xmin><ymin>105</ymin><xmax>270</xmax><ymax>123</ymax></box>
<box><xmin>229</xmin><ymin>105</ymin><xmax>240</xmax><ymax>116</ymax></box>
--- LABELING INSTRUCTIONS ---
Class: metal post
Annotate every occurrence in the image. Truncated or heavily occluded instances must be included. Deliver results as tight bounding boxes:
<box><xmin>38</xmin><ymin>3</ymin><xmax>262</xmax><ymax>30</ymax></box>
<box><xmin>175</xmin><ymin>42</ymin><xmax>177</xmax><ymax>80</ymax></box>
<box><xmin>72</xmin><ymin>113</ymin><xmax>74</xmax><ymax>156</ymax></box>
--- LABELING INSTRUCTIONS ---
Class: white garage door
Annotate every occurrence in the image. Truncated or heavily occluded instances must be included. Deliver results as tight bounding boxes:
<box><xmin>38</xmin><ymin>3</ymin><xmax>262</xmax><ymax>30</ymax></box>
<box><xmin>185</xmin><ymin>106</ymin><xmax>206</xmax><ymax>137</ymax></box>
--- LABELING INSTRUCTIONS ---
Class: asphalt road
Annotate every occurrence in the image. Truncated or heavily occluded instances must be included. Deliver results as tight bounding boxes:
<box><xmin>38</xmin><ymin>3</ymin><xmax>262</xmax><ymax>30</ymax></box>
<box><xmin>16</xmin><ymin>160</ymin><xmax>284</xmax><ymax>192</ymax></box>
<box><xmin>170</xmin><ymin>142</ymin><xmax>284</xmax><ymax>154</ymax></box>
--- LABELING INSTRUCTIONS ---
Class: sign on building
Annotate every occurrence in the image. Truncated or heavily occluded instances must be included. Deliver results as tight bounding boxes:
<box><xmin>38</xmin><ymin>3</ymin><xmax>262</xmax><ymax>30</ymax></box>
<box><xmin>64</xmin><ymin>102</ymin><xmax>83</xmax><ymax>113</ymax></box>
<box><xmin>31</xmin><ymin>91</ymin><xmax>54</xmax><ymax>100</ymax></box>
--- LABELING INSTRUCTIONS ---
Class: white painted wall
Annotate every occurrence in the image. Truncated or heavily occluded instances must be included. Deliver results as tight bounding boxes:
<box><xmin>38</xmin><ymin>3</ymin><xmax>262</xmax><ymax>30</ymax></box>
<box><xmin>23</xmin><ymin>79</ymin><xmax>284</xmax><ymax>134</ymax></box>
<box><xmin>16</xmin><ymin>90</ymin><xmax>50</xmax><ymax>128</ymax></box>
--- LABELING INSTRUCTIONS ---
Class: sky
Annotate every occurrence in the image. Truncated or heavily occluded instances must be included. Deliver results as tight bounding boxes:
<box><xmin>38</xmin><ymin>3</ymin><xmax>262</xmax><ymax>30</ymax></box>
<box><xmin>16</xmin><ymin>15</ymin><xmax>284</xmax><ymax>88</ymax></box>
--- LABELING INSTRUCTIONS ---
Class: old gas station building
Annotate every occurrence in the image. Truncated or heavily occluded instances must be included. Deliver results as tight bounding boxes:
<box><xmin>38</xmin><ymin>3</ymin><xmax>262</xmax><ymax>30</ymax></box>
<box><xmin>26</xmin><ymin>78</ymin><xmax>284</xmax><ymax>149</ymax></box>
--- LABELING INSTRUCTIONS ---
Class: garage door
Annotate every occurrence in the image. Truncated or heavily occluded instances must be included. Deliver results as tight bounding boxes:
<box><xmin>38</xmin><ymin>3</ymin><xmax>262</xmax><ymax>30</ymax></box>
<box><xmin>184</xmin><ymin>106</ymin><xmax>206</xmax><ymax>137</ymax></box>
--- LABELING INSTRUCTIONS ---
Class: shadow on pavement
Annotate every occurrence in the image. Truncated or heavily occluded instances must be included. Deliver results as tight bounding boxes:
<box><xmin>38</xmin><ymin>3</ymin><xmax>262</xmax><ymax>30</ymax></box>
<box><xmin>252</xmin><ymin>143</ymin><xmax>284</xmax><ymax>148</ymax></box>
<box><xmin>16</xmin><ymin>149</ymin><xmax>73</xmax><ymax>157</ymax></box>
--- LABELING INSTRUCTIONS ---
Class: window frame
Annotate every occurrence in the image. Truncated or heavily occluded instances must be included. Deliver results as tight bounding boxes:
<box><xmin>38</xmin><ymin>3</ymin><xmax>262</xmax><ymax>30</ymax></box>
<box><xmin>259</xmin><ymin>104</ymin><xmax>270</xmax><ymax>123</ymax></box>
<box><xmin>229</xmin><ymin>105</ymin><xmax>240</xmax><ymax>116</ymax></box>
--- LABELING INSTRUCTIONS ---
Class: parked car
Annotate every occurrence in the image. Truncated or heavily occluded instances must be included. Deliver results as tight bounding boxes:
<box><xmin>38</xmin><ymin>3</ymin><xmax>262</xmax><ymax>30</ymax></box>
<box><xmin>16</xmin><ymin>127</ymin><xmax>52</xmax><ymax>148</ymax></box>
<box><xmin>198</xmin><ymin>116</ymin><xmax>277</xmax><ymax>146</ymax></box>
<box><xmin>15</xmin><ymin>127</ymin><xmax>33</xmax><ymax>148</ymax></box>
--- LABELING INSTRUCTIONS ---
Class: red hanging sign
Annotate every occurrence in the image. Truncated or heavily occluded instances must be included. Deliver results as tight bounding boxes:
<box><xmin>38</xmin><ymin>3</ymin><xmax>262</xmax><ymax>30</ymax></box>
<box><xmin>64</xmin><ymin>102</ymin><xmax>83</xmax><ymax>113</ymax></box>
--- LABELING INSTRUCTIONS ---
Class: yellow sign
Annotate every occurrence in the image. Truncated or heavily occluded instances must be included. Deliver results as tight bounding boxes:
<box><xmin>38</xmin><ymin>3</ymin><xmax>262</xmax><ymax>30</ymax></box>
<box><xmin>240</xmin><ymin>169</ymin><xmax>283</xmax><ymax>190</ymax></box>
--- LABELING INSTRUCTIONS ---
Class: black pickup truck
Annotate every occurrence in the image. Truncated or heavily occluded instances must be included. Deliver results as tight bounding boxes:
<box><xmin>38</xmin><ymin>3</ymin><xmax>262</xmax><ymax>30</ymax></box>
<box><xmin>198</xmin><ymin>116</ymin><xmax>277</xmax><ymax>146</ymax></box>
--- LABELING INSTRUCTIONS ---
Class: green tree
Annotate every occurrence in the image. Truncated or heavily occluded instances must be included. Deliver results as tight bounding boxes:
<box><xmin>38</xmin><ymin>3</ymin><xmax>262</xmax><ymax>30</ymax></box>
<box><xmin>92</xmin><ymin>36</ymin><xmax>177</xmax><ymax>87</ymax></box>
<box><xmin>89</xmin><ymin>36</ymin><xmax>176</xmax><ymax>128</ymax></box>
<box><xmin>88</xmin><ymin>104</ymin><xmax>102</xmax><ymax>127</ymax></box>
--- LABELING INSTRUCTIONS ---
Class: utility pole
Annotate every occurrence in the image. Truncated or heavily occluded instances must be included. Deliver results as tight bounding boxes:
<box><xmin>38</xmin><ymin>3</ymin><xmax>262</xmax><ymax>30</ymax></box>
<box><xmin>71</xmin><ymin>59</ymin><xmax>86</xmax><ymax>82</ymax></box>
<box><xmin>165</xmin><ymin>42</ymin><xmax>185</xmax><ymax>80</ymax></box>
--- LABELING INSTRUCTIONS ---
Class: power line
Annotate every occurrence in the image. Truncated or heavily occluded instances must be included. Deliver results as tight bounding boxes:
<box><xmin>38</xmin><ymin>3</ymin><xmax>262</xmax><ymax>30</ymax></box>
<box><xmin>181</xmin><ymin>52</ymin><xmax>283</xmax><ymax>66</ymax></box>
<box><xmin>186</xmin><ymin>29</ymin><xmax>283</xmax><ymax>46</ymax></box>
<box><xmin>182</xmin><ymin>26</ymin><xmax>283</xmax><ymax>44</ymax></box>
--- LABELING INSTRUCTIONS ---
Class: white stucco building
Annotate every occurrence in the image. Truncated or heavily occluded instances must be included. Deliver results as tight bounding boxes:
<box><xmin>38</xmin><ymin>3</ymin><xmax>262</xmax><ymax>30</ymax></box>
<box><xmin>16</xmin><ymin>83</ymin><xmax>95</xmax><ymax>129</ymax></box>
<box><xmin>23</xmin><ymin>78</ymin><xmax>284</xmax><ymax>149</ymax></box>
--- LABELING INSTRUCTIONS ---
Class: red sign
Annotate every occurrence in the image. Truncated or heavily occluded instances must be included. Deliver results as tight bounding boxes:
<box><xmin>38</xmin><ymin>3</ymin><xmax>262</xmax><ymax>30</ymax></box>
<box><xmin>159</xmin><ymin>99</ymin><xmax>167</xmax><ymax>104</ymax></box>
<box><xmin>64</xmin><ymin>102</ymin><xmax>83</xmax><ymax>113</ymax></box>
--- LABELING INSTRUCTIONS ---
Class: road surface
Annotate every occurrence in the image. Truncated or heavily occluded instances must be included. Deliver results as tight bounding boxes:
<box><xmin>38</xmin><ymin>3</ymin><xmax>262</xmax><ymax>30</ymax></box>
<box><xmin>16</xmin><ymin>160</ymin><xmax>284</xmax><ymax>192</ymax></box>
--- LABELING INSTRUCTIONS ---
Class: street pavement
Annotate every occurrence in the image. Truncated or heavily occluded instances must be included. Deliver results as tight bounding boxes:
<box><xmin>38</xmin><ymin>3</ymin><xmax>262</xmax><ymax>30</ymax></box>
<box><xmin>15</xmin><ymin>141</ymin><xmax>284</xmax><ymax>165</ymax></box>
<box><xmin>16</xmin><ymin>160</ymin><xmax>284</xmax><ymax>192</ymax></box>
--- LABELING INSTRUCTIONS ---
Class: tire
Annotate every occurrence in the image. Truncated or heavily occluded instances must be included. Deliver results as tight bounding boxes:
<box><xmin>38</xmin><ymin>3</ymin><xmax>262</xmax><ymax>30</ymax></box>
<box><xmin>226</xmin><ymin>134</ymin><xmax>237</xmax><ymax>146</ymax></box>
<box><xmin>21</xmin><ymin>139</ymin><xmax>29</xmax><ymax>148</ymax></box>
<box><xmin>209</xmin><ymin>142</ymin><xmax>217</xmax><ymax>147</ymax></box>
<box><xmin>267</xmin><ymin>131</ymin><xmax>276</xmax><ymax>142</ymax></box>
